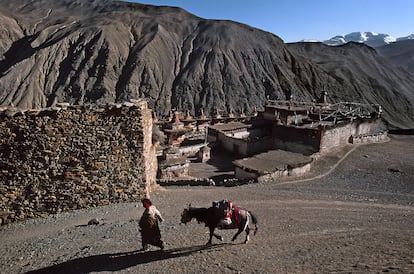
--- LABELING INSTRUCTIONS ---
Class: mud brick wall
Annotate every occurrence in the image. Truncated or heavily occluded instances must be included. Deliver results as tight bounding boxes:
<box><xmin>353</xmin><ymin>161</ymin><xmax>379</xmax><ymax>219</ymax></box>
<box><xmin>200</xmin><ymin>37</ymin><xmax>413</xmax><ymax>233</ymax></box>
<box><xmin>0</xmin><ymin>100</ymin><xmax>156</xmax><ymax>225</ymax></box>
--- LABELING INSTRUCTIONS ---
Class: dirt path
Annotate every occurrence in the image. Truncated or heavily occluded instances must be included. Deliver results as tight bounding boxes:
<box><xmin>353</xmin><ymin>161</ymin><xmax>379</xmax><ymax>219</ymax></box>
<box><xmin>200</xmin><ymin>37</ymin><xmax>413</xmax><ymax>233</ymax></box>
<box><xmin>1</xmin><ymin>135</ymin><xmax>414</xmax><ymax>273</ymax></box>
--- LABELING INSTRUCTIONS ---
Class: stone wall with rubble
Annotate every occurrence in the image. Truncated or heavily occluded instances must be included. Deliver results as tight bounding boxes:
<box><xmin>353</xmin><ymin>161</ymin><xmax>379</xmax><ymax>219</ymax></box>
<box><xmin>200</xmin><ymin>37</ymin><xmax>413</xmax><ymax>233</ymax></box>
<box><xmin>0</xmin><ymin>100</ymin><xmax>156</xmax><ymax>225</ymax></box>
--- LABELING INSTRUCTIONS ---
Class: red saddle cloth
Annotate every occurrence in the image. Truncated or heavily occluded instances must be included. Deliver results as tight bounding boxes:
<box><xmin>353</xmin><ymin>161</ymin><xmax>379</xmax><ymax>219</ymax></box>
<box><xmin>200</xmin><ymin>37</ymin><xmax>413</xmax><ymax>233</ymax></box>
<box><xmin>231</xmin><ymin>206</ymin><xmax>240</xmax><ymax>228</ymax></box>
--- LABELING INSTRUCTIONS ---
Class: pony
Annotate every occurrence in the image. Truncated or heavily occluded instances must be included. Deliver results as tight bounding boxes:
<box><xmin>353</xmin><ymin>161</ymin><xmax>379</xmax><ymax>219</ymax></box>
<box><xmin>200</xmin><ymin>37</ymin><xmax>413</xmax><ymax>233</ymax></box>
<box><xmin>180</xmin><ymin>205</ymin><xmax>258</xmax><ymax>245</ymax></box>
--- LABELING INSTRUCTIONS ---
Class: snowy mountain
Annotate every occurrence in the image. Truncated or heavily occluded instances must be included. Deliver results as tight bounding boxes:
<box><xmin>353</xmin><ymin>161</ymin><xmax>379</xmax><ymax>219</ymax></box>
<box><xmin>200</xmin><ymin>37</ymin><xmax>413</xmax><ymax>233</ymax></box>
<box><xmin>318</xmin><ymin>31</ymin><xmax>414</xmax><ymax>75</ymax></box>
<box><xmin>323</xmin><ymin>32</ymin><xmax>397</xmax><ymax>48</ymax></box>
<box><xmin>397</xmin><ymin>34</ymin><xmax>414</xmax><ymax>41</ymax></box>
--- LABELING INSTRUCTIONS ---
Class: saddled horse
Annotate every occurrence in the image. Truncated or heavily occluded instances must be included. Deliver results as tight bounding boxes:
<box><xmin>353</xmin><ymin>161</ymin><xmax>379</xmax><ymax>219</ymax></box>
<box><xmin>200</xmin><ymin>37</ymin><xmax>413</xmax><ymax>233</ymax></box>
<box><xmin>180</xmin><ymin>205</ymin><xmax>258</xmax><ymax>245</ymax></box>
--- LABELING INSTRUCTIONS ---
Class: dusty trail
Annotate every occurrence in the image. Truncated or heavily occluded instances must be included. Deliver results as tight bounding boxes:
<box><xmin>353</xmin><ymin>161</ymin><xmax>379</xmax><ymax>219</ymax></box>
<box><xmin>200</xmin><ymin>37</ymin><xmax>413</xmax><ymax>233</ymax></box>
<box><xmin>1</xmin><ymin>135</ymin><xmax>414</xmax><ymax>273</ymax></box>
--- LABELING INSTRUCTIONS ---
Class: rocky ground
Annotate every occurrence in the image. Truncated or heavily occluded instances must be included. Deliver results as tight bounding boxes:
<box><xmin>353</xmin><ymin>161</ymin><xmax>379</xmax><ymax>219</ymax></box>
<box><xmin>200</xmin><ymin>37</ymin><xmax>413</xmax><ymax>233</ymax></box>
<box><xmin>1</xmin><ymin>135</ymin><xmax>414</xmax><ymax>274</ymax></box>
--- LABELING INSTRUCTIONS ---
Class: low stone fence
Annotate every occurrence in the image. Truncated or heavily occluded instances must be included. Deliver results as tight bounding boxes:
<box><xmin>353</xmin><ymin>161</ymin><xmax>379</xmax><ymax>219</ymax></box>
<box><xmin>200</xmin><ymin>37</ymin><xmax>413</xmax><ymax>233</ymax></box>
<box><xmin>178</xmin><ymin>143</ymin><xmax>206</xmax><ymax>156</ymax></box>
<box><xmin>257</xmin><ymin>162</ymin><xmax>312</xmax><ymax>184</ymax></box>
<box><xmin>157</xmin><ymin>177</ymin><xmax>256</xmax><ymax>187</ymax></box>
<box><xmin>157</xmin><ymin>178</ymin><xmax>215</xmax><ymax>186</ymax></box>
<box><xmin>0</xmin><ymin>100</ymin><xmax>156</xmax><ymax>225</ymax></box>
<box><xmin>350</xmin><ymin>131</ymin><xmax>388</xmax><ymax>144</ymax></box>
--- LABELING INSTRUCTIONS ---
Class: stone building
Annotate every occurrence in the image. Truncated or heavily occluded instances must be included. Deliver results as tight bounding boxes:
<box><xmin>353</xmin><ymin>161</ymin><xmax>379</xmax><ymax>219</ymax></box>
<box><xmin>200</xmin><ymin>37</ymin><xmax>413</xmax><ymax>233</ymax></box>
<box><xmin>261</xmin><ymin>104</ymin><xmax>309</xmax><ymax>126</ymax></box>
<box><xmin>197</xmin><ymin>145</ymin><xmax>211</xmax><ymax>163</ymax></box>
<box><xmin>233</xmin><ymin>150</ymin><xmax>312</xmax><ymax>181</ymax></box>
<box><xmin>207</xmin><ymin>121</ymin><xmax>273</xmax><ymax>157</ymax></box>
<box><xmin>158</xmin><ymin>146</ymin><xmax>190</xmax><ymax>179</ymax></box>
<box><xmin>207</xmin><ymin>99</ymin><xmax>388</xmax><ymax>181</ymax></box>
<box><xmin>155</xmin><ymin>96</ymin><xmax>387</xmax><ymax>183</ymax></box>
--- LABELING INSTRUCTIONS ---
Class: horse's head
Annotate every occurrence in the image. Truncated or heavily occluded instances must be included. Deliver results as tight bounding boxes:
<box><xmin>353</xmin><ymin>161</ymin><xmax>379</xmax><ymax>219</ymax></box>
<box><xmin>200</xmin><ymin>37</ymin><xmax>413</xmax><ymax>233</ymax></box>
<box><xmin>181</xmin><ymin>207</ymin><xmax>193</xmax><ymax>224</ymax></box>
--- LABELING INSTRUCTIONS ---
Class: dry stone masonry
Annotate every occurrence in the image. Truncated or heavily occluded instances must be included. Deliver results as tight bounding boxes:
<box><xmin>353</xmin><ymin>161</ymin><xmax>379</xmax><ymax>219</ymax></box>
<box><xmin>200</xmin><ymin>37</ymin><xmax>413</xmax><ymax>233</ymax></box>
<box><xmin>0</xmin><ymin>100</ymin><xmax>156</xmax><ymax>225</ymax></box>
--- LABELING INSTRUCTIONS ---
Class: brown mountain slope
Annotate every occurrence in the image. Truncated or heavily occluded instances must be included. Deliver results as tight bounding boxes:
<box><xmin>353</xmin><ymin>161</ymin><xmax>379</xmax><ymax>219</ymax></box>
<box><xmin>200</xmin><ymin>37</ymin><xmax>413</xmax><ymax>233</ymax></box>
<box><xmin>288</xmin><ymin>42</ymin><xmax>414</xmax><ymax>129</ymax></box>
<box><xmin>0</xmin><ymin>0</ymin><xmax>337</xmax><ymax>114</ymax></box>
<box><xmin>376</xmin><ymin>40</ymin><xmax>414</xmax><ymax>74</ymax></box>
<box><xmin>0</xmin><ymin>0</ymin><xmax>413</xmax><ymax>129</ymax></box>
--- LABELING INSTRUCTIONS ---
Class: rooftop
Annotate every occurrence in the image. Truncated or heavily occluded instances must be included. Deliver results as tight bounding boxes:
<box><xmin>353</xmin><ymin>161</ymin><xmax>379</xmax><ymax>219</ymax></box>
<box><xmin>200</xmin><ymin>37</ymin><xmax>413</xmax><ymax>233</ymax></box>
<box><xmin>233</xmin><ymin>150</ymin><xmax>312</xmax><ymax>174</ymax></box>
<box><xmin>208</xmin><ymin>121</ymin><xmax>252</xmax><ymax>132</ymax></box>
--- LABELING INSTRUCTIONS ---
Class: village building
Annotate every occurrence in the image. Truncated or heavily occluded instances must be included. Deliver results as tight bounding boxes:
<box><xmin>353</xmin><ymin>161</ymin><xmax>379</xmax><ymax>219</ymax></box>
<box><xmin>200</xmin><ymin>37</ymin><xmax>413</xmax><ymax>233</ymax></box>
<box><xmin>197</xmin><ymin>145</ymin><xmax>211</xmax><ymax>163</ymax></box>
<box><xmin>205</xmin><ymin>97</ymin><xmax>387</xmax><ymax>182</ymax></box>
<box><xmin>233</xmin><ymin>150</ymin><xmax>313</xmax><ymax>181</ymax></box>
<box><xmin>158</xmin><ymin>146</ymin><xmax>190</xmax><ymax>179</ymax></box>
<box><xmin>207</xmin><ymin>121</ymin><xmax>273</xmax><ymax>157</ymax></box>
<box><xmin>156</xmin><ymin>93</ymin><xmax>388</xmax><ymax>183</ymax></box>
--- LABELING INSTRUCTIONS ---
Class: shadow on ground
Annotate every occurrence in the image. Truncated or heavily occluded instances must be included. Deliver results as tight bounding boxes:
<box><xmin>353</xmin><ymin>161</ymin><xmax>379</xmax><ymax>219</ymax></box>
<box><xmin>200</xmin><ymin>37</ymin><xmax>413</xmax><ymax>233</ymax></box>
<box><xmin>24</xmin><ymin>243</ymin><xmax>233</xmax><ymax>274</ymax></box>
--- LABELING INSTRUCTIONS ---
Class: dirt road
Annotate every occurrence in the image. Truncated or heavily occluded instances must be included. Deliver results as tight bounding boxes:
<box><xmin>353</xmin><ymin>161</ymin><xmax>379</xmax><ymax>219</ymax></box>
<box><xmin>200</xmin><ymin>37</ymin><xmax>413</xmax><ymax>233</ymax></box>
<box><xmin>1</xmin><ymin>135</ymin><xmax>414</xmax><ymax>273</ymax></box>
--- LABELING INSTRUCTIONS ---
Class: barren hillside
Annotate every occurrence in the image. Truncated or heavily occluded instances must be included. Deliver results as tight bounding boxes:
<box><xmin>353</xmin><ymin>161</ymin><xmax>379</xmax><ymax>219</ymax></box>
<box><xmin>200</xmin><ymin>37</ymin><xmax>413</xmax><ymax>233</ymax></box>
<box><xmin>376</xmin><ymin>39</ymin><xmax>414</xmax><ymax>74</ymax></box>
<box><xmin>288</xmin><ymin>42</ymin><xmax>414</xmax><ymax>129</ymax></box>
<box><xmin>1</xmin><ymin>0</ymin><xmax>413</xmax><ymax>129</ymax></box>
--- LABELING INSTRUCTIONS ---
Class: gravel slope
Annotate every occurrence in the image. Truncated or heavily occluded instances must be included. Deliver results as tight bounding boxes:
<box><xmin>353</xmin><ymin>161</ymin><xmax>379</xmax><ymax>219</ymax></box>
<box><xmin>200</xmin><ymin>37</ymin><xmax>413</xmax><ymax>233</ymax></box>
<box><xmin>1</xmin><ymin>135</ymin><xmax>414</xmax><ymax>274</ymax></box>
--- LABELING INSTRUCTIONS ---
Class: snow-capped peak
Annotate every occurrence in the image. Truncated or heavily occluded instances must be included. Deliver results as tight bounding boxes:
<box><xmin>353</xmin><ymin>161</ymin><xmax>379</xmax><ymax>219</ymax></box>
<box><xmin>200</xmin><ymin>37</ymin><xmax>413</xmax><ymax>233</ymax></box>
<box><xmin>360</xmin><ymin>32</ymin><xmax>368</xmax><ymax>41</ymax></box>
<box><xmin>298</xmin><ymin>32</ymin><xmax>413</xmax><ymax>47</ymax></box>
<box><xmin>323</xmin><ymin>31</ymin><xmax>398</xmax><ymax>47</ymax></box>
<box><xmin>299</xmin><ymin>39</ymin><xmax>321</xmax><ymax>43</ymax></box>
<box><xmin>397</xmin><ymin>34</ymin><xmax>414</xmax><ymax>41</ymax></box>
<box><xmin>384</xmin><ymin>35</ymin><xmax>397</xmax><ymax>43</ymax></box>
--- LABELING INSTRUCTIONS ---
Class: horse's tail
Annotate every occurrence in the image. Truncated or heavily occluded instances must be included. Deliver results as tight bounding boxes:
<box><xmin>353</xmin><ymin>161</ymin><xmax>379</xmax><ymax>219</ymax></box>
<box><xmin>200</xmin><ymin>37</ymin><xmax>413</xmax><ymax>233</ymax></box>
<box><xmin>248</xmin><ymin>211</ymin><xmax>258</xmax><ymax>235</ymax></box>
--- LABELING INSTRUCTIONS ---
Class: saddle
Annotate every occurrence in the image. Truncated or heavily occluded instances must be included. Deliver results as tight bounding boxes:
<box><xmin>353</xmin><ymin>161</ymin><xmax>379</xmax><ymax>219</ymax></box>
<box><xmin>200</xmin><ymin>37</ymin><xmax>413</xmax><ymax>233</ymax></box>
<box><xmin>218</xmin><ymin>207</ymin><xmax>241</xmax><ymax>229</ymax></box>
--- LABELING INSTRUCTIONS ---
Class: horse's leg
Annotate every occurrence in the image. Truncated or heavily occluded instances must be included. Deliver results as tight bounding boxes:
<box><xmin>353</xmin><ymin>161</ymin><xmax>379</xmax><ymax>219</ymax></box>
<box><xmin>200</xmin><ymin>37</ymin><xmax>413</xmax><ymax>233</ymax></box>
<box><xmin>213</xmin><ymin>232</ymin><xmax>223</xmax><ymax>241</ymax></box>
<box><xmin>232</xmin><ymin>218</ymin><xmax>249</xmax><ymax>243</ymax></box>
<box><xmin>207</xmin><ymin>226</ymin><xmax>214</xmax><ymax>245</ymax></box>
<box><xmin>231</xmin><ymin>227</ymin><xmax>243</xmax><ymax>242</ymax></box>
<box><xmin>244</xmin><ymin>226</ymin><xmax>251</xmax><ymax>244</ymax></box>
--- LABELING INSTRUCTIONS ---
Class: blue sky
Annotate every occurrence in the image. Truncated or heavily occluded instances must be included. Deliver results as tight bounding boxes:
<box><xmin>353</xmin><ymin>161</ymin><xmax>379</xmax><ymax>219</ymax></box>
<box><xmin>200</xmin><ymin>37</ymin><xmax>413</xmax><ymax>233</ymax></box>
<box><xmin>127</xmin><ymin>0</ymin><xmax>413</xmax><ymax>42</ymax></box>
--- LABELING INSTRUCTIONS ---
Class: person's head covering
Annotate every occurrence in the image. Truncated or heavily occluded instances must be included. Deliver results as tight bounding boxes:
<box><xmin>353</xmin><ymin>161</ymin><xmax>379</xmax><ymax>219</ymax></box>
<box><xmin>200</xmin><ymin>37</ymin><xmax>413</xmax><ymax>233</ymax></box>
<box><xmin>141</xmin><ymin>198</ymin><xmax>152</xmax><ymax>209</ymax></box>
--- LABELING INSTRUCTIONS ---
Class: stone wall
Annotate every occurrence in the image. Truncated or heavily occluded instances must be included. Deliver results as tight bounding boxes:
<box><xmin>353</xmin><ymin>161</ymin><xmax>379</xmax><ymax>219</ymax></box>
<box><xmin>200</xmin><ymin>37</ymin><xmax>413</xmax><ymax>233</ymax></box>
<box><xmin>350</xmin><ymin>131</ymin><xmax>388</xmax><ymax>144</ymax></box>
<box><xmin>0</xmin><ymin>100</ymin><xmax>156</xmax><ymax>225</ymax></box>
<box><xmin>256</xmin><ymin>162</ymin><xmax>312</xmax><ymax>183</ymax></box>
<box><xmin>319</xmin><ymin>122</ymin><xmax>356</xmax><ymax>153</ymax></box>
<box><xmin>319</xmin><ymin>118</ymin><xmax>387</xmax><ymax>153</ymax></box>
<box><xmin>272</xmin><ymin>126</ymin><xmax>321</xmax><ymax>155</ymax></box>
<box><xmin>213</xmin><ymin>130</ymin><xmax>274</xmax><ymax>157</ymax></box>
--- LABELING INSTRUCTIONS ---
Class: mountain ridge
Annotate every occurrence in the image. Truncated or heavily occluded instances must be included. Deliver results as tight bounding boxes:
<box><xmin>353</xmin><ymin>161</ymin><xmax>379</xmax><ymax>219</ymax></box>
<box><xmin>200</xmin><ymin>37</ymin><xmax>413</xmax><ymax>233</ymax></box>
<box><xmin>1</xmin><ymin>0</ymin><xmax>413</xmax><ymax>129</ymax></box>
<box><xmin>309</xmin><ymin>31</ymin><xmax>414</xmax><ymax>74</ymax></box>
<box><xmin>320</xmin><ymin>31</ymin><xmax>413</xmax><ymax>47</ymax></box>
<box><xmin>287</xmin><ymin>41</ymin><xmax>414</xmax><ymax>129</ymax></box>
